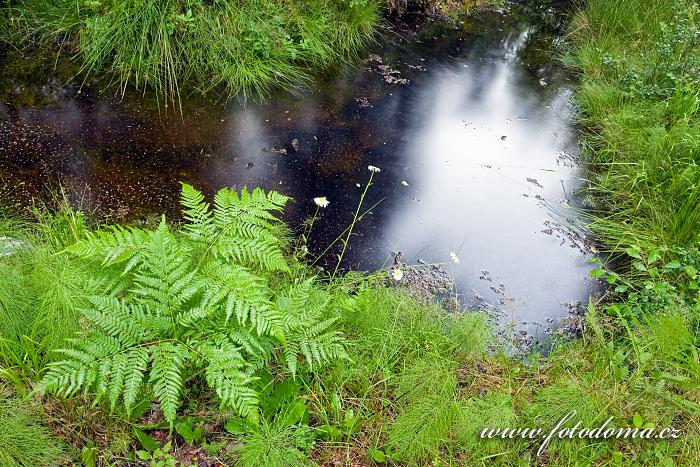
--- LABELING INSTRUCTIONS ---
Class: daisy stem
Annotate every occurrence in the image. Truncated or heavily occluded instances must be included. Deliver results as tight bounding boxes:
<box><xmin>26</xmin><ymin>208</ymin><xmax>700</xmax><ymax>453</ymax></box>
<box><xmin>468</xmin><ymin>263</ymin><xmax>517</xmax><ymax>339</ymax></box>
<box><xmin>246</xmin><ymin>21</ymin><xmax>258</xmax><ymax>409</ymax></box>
<box><xmin>305</xmin><ymin>205</ymin><xmax>320</xmax><ymax>244</ymax></box>
<box><xmin>309</xmin><ymin>197</ymin><xmax>385</xmax><ymax>269</ymax></box>
<box><xmin>331</xmin><ymin>172</ymin><xmax>375</xmax><ymax>280</ymax></box>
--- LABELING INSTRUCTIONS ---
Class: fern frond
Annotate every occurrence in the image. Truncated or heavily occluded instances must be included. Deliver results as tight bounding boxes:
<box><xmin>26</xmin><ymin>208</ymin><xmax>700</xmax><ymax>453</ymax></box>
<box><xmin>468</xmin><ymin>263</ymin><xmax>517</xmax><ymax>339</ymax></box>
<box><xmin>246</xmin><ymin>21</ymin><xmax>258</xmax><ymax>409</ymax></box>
<box><xmin>39</xmin><ymin>359</ymin><xmax>93</xmax><ymax>397</ymax></box>
<box><xmin>277</xmin><ymin>279</ymin><xmax>348</xmax><ymax>373</ymax></box>
<box><xmin>82</xmin><ymin>296</ymin><xmax>149</xmax><ymax>345</ymax></box>
<box><xmin>297</xmin><ymin>317</ymin><xmax>347</xmax><ymax>371</ymax></box>
<box><xmin>130</xmin><ymin>224</ymin><xmax>203</xmax><ymax>319</ymax></box>
<box><xmin>213</xmin><ymin>187</ymin><xmax>288</xmax><ymax>227</ymax></box>
<box><xmin>214</xmin><ymin>236</ymin><xmax>289</xmax><ymax>272</ymax></box>
<box><xmin>40</xmin><ymin>184</ymin><xmax>348</xmax><ymax>427</ymax></box>
<box><xmin>228</xmin><ymin>330</ymin><xmax>271</xmax><ymax>359</ymax></box>
<box><xmin>65</xmin><ymin>225</ymin><xmax>150</xmax><ymax>267</ymax></box>
<box><xmin>283</xmin><ymin>342</ymin><xmax>299</xmax><ymax>378</ymax></box>
<box><xmin>202</xmin><ymin>262</ymin><xmax>283</xmax><ymax>335</ymax></box>
<box><xmin>107</xmin><ymin>352</ymin><xmax>129</xmax><ymax>411</ymax></box>
<box><xmin>207</xmin><ymin>186</ymin><xmax>290</xmax><ymax>272</ymax></box>
<box><xmin>177</xmin><ymin>305</ymin><xmax>212</xmax><ymax>327</ymax></box>
<box><xmin>277</xmin><ymin>278</ymin><xmax>330</xmax><ymax>327</ymax></box>
<box><xmin>203</xmin><ymin>341</ymin><xmax>259</xmax><ymax>422</ymax></box>
<box><xmin>122</xmin><ymin>347</ymin><xmax>150</xmax><ymax>414</ymax></box>
<box><xmin>150</xmin><ymin>342</ymin><xmax>187</xmax><ymax>423</ymax></box>
<box><xmin>180</xmin><ymin>183</ymin><xmax>215</xmax><ymax>244</ymax></box>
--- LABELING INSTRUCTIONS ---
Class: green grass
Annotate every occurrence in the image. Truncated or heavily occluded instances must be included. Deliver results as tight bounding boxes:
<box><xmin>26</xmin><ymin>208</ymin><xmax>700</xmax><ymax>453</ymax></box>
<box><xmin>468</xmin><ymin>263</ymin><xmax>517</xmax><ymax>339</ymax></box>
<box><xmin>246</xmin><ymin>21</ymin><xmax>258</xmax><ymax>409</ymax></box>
<box><xmin>0</xmin><ymin>393</ymin><xmax>66</xmax><ymax>466</ymax></box>
<box><xmin>561</xmin><ymin>7</ymin><xmax>700</xmax><ymax>464</ymax></box>
<box><xmin>0</xmin><ymin>211</ymin><xmax>90</xmax><ymax>387</ymax></box>
<box><xmin>567</xmin><ymin>0</ymin><xmax>700</xmax><ymax>254</ymax></box>
<box><xmin>307</xmin><ymin>288</ymin><xmax>699</xmax><ymax>465</ymax></box>
<box><xmin>230</xmin><ymin>420</ymin><xmax>311</xmax><ymax>467</ymax></box>
<box><xmin>6</xmin><ymin>0</ymin><xmax>380</xmax><ymax>101</ymax></box>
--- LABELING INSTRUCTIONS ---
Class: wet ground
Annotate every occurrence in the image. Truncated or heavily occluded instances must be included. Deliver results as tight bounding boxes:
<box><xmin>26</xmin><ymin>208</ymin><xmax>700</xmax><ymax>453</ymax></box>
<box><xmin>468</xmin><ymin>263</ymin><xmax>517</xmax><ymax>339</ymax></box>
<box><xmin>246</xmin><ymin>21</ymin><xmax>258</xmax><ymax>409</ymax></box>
<box><xmin>0</xmin><ymin>1</ymin><xmax>599</xmax><ymax>339</ymax></box>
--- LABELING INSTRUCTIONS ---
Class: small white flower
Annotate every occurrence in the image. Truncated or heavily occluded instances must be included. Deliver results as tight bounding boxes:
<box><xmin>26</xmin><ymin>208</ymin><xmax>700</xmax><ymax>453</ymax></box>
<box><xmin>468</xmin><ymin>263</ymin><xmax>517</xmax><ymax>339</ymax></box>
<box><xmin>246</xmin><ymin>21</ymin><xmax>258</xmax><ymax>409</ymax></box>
<box><xmin>401</xmin><ymin>180</ymin><xmax>409</xmax><ymax>186</ymax></box>
<box><xmin>356</xmin><ymin>183</ymin><xmax>361</xmax><ymax>188</ymax></box>
<box><xmin>368</xmin><ymin>165</ymin><xmax>381</xmax><ymax>173</ymax></box>
<box><xmin>450</xmin><ymin>252</ymin><xmax>460</xmax><ymax>264</ymax></box>
<box><xmin>390</xmin><ymin>268</ymin><xmax>404</xmax><ymax>281</ymax></box>
<box><xmin>313</xmin><ymin>196</ymin><xmax>330</xmax><ymax>208</ymax></box>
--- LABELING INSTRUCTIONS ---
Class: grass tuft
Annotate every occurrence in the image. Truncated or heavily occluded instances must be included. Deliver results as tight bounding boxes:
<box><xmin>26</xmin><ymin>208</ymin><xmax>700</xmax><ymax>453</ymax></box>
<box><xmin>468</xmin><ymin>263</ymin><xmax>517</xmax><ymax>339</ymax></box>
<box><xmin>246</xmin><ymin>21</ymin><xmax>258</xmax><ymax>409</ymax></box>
<box><xmin>7</xmin><ymin>0</ymin><xmax>381</xmax><ymax>101</ymax></box>
<box><xmin>0</xmin><ymin>395</ymin><xmax>66</xmax><ymax>466</ymax></box>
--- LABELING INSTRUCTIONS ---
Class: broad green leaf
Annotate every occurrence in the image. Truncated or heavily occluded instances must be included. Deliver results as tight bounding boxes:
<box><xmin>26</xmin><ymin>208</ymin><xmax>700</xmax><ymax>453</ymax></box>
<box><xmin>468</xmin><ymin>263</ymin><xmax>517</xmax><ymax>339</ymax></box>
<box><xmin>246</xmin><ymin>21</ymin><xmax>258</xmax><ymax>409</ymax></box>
<box><xmin>133</xmin><ymin>427</ymin><xmax>160</xmax><ymax>451</ymax></box>
<box><xmin>590</xmin><ymin>268</ymin><xmax>606</xmax><ymax>279</ymax></box>
<box><xmin>224</xmin><ymin>418</ymin><xmax>251</xmax><ymax>435</ymax></box>
<box><xmin>81</xmin><ymin>446</ymin><xmax>98</xmax><ymax>467</ymax></box>
<box><xmin>368</xmin><ymin>448</ymin><xmax>386</xmax><ymax>463</ymax></box>
<box><xmin>175</xmin><ymin>421</ymin><xmax>195</xmax><ymax>444</ymax></box>
<box><xmin>625</xmin><ymin>247</ymin><xmax>642</xmax><ymax>259</ymax></box>
<box><xmin>279</xmin><ymin>399</ymin><xmax>307</xmax><ymax>426</ymax></box>
<box><xmin>632</xmin><ymin>413</ymin><xmax>643</xmax><ymax>428</ymax></box>
<box><xmin>316</xmin><ymin>424</ymin><xmax>343</xmax><ymax>440</ymax></box>
<box><xmin>648</xmin><ymin>250</ymin><xmax>661</xmax><ymax>264</ymax></box>
<box><xmin>264</xmin><ymin>379</ymin><xmax>301</xmax><ymax>416</ymax></box>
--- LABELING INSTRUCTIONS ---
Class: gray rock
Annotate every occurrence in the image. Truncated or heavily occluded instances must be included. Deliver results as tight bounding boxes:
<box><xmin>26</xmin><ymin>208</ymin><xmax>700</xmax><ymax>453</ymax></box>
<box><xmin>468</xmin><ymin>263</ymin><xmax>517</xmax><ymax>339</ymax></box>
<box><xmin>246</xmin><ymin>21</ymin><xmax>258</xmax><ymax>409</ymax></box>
<box><xmin>0</xmin><ymin>237</ymin><xmax>29</xmax><ymax>257</ymax></box>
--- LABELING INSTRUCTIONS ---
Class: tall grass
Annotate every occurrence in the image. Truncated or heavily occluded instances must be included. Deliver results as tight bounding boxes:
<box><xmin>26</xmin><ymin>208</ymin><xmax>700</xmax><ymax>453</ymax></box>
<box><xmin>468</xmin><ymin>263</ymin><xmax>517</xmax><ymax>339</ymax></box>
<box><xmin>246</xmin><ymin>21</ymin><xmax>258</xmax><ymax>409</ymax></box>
<box><xmin>0</xmin><ymin>208</ymin><xmax>90</xmax><ymax>386</ymax></box>
<box><xmin>0</xmin><ymin>394</ymin><xmax>66</xmax><ymax>466</ymax></box>
<box><xmin>567</xmin><ymin>0</ymin><xmax>700</xmax><ymax>255</ymax></box>
<box><xmin>308</xmin><ymin>288</ymin><xmax>700</xmax><ymax>465</ymax></box>
<box><xmin>8</xmin><ymin>0</ymin><xmax>380</xmax><ymax>101</ymax></box>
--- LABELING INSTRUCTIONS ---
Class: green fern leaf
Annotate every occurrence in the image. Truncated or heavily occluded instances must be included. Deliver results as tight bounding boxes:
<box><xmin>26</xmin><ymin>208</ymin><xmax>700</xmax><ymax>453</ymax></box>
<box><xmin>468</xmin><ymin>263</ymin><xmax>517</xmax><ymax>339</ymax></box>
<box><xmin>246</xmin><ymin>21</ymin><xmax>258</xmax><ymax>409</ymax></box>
<box><xmin>180</xmin><ymin>182</ymin><xmax>215</xmax><ymax>244</ymax></box>
<box><xmin>123</xmin><ymin>347</ymin><xmax>150</xmax><ymax>415</ymax></box>
<box><xmin>150</xmin><ymin>343</ymin><xmax>187</xmax><ymax>424</ymax></box>
<box><xmin>65</xmin><ymin>225</ymin><xmax>150</xmax><ymax>267</ymax></box>
<box><xmin>203</xmin><ymin>341</ymin><xmax>259</xmax><ymax>421</ymax></box>
<box><xmin>108</xmin><ymin>353</ymin><xmax>129</xmax><ymax>411</ymax></box>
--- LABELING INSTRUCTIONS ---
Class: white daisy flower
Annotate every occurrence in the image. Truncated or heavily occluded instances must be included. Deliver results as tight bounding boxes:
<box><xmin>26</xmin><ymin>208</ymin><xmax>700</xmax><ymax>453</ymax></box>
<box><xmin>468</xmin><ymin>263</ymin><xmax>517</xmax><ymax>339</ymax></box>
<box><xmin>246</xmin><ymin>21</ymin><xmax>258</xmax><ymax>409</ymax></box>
<box><xmin>450</xmin><ymin>252</ymin><xmax>460</xmax><ymax>264</ymax></box>
<box><xmin>368</xmin><ymin>165</ymin><xmax>381</xmax><ymax>173</ymax></box>
<box><xmin>313</xmin><ymin>196</ymin><xmax>330</xmax><ymax>208</ymax></box>
<box><xmin>390</xmin><ymin>268</ymin><xmax>404</xmax><ymax>281</ymax></box>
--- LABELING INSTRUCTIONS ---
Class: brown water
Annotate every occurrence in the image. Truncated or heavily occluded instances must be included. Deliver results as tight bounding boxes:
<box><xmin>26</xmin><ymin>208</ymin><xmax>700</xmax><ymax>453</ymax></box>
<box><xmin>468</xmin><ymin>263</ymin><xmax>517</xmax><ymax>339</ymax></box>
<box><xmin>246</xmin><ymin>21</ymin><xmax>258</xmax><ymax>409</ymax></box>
<box><xmin>0</xmin><ymin>1</ymin><xmax>599</xmax><ymax>340</ymax></box>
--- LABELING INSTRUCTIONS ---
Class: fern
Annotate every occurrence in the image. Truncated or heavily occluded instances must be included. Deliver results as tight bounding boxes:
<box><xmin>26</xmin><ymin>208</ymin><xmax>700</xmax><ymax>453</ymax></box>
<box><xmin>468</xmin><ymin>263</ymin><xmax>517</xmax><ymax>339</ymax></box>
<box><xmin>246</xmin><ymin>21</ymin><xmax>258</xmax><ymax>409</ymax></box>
<box><xmin>39</xmin><ymin>184</ymin><xmax>346</xmax><ymax>425</ymax></box>
<box><xmin>278</xmin><ymin>279</ymin><xmax>348</xmax><ymax>376</ymax></box>
<box><xmin>150</xmin><ymin>343</ymin><xmax>188</xmax><ymax>422</ymax></box>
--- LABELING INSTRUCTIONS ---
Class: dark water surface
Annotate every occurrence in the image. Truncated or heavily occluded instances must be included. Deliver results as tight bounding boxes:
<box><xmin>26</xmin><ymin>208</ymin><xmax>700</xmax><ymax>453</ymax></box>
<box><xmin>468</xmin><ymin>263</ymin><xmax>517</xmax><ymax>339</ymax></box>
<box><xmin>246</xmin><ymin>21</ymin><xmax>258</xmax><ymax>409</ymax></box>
<box><xmin>0</xmin><ymin>1</ymin><xmax>599</xmax><ymax>334</ymax></box>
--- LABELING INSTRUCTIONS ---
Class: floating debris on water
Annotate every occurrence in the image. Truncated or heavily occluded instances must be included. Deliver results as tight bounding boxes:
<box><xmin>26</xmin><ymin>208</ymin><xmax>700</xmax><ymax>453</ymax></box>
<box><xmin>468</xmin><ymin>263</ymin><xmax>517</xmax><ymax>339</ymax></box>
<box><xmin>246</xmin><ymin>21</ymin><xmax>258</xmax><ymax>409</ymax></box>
<box><xmin>526</xmin><ymin>177</ymin><xmax>543</xmax><ymax>188</ymax></box>
<box><xmin>355</xmin><ymin>97</ymin><xmax>371</xmax><ymax>108</ymax></box>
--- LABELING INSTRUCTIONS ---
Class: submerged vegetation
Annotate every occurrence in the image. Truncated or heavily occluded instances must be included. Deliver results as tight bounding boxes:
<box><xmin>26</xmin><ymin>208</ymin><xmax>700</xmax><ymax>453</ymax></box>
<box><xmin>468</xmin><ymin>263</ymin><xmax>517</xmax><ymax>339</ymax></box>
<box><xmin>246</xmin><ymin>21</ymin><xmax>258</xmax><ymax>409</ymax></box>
<box><xmin>0</xmin><ymin>0</ymin><xmax>699</xmax><ymax>465</ymax></box>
